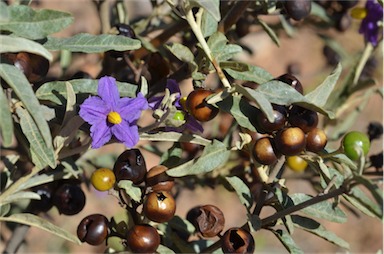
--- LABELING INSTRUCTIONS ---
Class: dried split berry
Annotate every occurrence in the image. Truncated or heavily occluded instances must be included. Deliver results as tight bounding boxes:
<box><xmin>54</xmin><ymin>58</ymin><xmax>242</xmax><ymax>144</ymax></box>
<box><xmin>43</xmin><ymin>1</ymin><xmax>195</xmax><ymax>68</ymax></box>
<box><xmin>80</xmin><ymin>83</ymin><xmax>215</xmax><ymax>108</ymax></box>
<box><xmin>256</xmin><ymin>105</ymin><xmax>288</xmax><ymax>134</ymax></box>
<box><xmin>275</xmin><ymin>73</ymin><xmax>303</xmax><ymax>94</ymax></box>
<box><xmin>186</xmin><ymin>205</ymin><xmax>225</xmax><ymax>238</ymax></box>
<box><xmin>52</xmin><ymin>183</ymin><xmax>86</xmax><ymax>215</ymax></box>
<box><xmin>143</xmin><ymin>191</ymin><xmax>176</xmax><ymax>223</ymax></box>
<box><xmin>288</xmin><ymin>105</ymin><xmax>319</xmax><ymax>133</ymax></box>
<box><xmin>306</xmin><ymin>128</ymin><xmax>327</xmax><ymax>153</ymax></box>
<box><xmin>91</xmin><ymin>168</ymin><xmax>116</xmax><ymax>191</ymax></box>
<box><xmin>221</xmin><ymin>227</ymin><xmax>255</xmax><ymax>253</ymax></box>
<box><xmin>342</xmin><ymin>131</ymin><xmax>370</xmax><ymax>161</ymax></box>
<box><xmin>77</xmin><ymin>214</ymin><xmax>109</xmax><ymax>246</ymax></box>
<box><xmin>113</xmin><ymin>149</ymin><xmax>147</xmax><ymax>184</ymax></box>
<box><xmin>145</xmin><ymin>165</ymin><xmax>174</xmax><ymax>192</ymax></box>
<box><xmin>252</xmin><ymin>137</ymin><xmax>279</xmax><ymax>165</ymax></box>
<box><xmin>275</xmin><ymin>127</ymin><xmax>306</xmax><ymax>156</ymax></box>
<box><xmin>286</xmin><ymin>156</ymin><xmax>308</xmax><ymax>173</ymax></box>
<box><xmin>126</xmin><ymin>224</ymin><xmax>160</xmax><ymax>253</ymax></box>
<box><xmin>186</xmin><ymin>89</ymin><xmax>219</xmax><ymax>122</ymax></box>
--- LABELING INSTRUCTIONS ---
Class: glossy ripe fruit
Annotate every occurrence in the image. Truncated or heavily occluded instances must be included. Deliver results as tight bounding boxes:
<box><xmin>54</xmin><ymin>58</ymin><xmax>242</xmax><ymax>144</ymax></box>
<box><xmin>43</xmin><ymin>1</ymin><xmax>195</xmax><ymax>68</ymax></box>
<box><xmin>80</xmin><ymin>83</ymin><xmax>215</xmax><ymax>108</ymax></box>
<box><xmin>15</xmin><ymin>52</ymin><xmax>49</xmax><ymax>83</ymax></box>
<box><xmin>288</xmin><ymin>106</ymin><xmax>319</xmax><ymax>133</ymax></box>
<box><xmin>186</xmin><ymin>205</ymin><xmax>225</xmax><ymax>238</ymax></box>
<box><xmin>91</xmin><ymin>168</ymin><xmax>116</xmax><ymax>191</ymax></box>
<box><xmin>252</xmin><ymin>137</ymin><xmax>279</xmax><ymax>165</ymax></box>
<box><xmin>256</xmin><ymin>105</ymin><xmax>288</xmax><ymax>134</ymax></box>
<box><xmin>143</xmin><ymin>191</ymin><xmax>176</xmax><ymax>223</ymax></box>
<box><xmin>221</xmin><ymin>227</ymin><xmax>255</xmax><ymax>253</ymax></box>
<box><xmin>186</xmin><ymin>89</ymin><xmax>219</xmax><ymax>122</ymax></box>
<box><xmin>306</xmin><ymin>128</ymin><xmax>327</xmax><ymax>153</ymax></box>
<box><xmin>28</xmin><ymin>184</ymin><xmax>55</xmax><ymax>213</ymax></box>
<box><xmin>342</xmin><ymin>131</ymin><xmax>370</xmax><ymax>160</ymax></box>
<box><xmin>275</xmin><ymin>127</ymin><xmax>306</xmax><ymax>156</ymax></box>
<box><xmin>283</xmin><ymin>0</ymin><xmax>312</xmax><ymax>21</ymax></box>
<box><xmin>286</xmin><ymin>156</ymin><xmax>308</xmax><ymax>172</ymax></box>
<box><xmin>113</xmin><ymin>149</ymin><xmax>147</xmax><ymax>184</ymax></box>
<box><xmin>52</xmin><ymin>183</ymin><xmax>86</xmax><ymax>215</ymax></box>
<box><xmin>77</xmin><ymin>214</ymin><xmax>109</xmax><ymax>245</ymax></box>
<box><xmin>275</xmin><ymin>73</ymin><xmax>303</xmax><ymax>94</ymax></box>
<box><xmin>145</xmin><ymin>165</ymin><xmax>174</xmax><ymax>192</ymax></box>
<box><xmin>126</xmin><ymin>224</ymin><xmax>160</xmax><ymax>253</ymax></box>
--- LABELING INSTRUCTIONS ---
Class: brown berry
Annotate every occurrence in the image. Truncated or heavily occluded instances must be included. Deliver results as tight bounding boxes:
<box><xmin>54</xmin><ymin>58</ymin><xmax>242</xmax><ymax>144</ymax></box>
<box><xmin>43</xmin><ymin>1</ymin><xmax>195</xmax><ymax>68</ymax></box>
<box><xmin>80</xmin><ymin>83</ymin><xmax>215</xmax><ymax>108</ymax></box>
<box><xmin>252</xmin><ymin>137</ymin><xmax>279</xmax><ymax>165</ymax></box>
<box><xmin>145</xmin><ymin>165</ymin><xmax>174</xmax><ymax>192</ymax></box>
<box><xmin>221</xmin><ymin>227</ymin><xmax>255</xmax><ymax>253</ymax></box>
<box><xmin>288</xmin><ymin>106</ymin><xmax>318</xmax><ymax>133</ymax></box>
<box><xmin>306</xmin><ymin>128</ymin><xmax>327</xmax><ymax>153</ymax></box>
<box><xmin>186</xmin><ymin>89</ymin><xmax>219</xmax><ymax>122</ymax></box>
<box><xmin>143</xmin><ymin>191</ymin><xmax>176</xmax><ymax>223</ymax></box>
<box><xmin>186</xmin><ymin>205</ymin><xmax>225</xmax><ymax>238</ymax></box>
<box><xmin>126</xmin><ymin>224</ymin><xmax>160</xmax><ymax>253</ymax></box>
<box><xmin>275</xmin><ymin>127</ymin><xmax>306</xmax><ymax>156</ymax></box>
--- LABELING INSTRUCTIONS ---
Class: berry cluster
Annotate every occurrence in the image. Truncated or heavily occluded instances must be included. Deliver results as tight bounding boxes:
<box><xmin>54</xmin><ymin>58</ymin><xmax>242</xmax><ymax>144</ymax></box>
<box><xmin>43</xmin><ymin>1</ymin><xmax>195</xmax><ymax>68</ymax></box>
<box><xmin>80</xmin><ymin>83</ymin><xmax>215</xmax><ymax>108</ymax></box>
<box><xmin>76</xmin><ymin>149</ymin><xmax>177</xmax><ymax>252</ymax></box>
<box><xmin>251</xmin><ymin>74</ymin><xmax>327</xmax><ymax>167</ymax></box>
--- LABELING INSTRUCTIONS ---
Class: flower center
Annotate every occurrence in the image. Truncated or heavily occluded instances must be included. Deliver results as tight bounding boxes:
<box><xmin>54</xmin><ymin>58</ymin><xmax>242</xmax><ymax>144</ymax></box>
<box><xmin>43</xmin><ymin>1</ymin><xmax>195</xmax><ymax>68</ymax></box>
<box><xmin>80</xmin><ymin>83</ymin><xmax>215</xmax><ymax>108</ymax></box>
<box><xmin>107</xmin><ymin>111</ymin><xmax>122</xmax><ymax>124</ymax></box>
<box><xmin>351</xmin><ymin>7</ymin><xmax>367</xmax><ymax>20</ymax></box>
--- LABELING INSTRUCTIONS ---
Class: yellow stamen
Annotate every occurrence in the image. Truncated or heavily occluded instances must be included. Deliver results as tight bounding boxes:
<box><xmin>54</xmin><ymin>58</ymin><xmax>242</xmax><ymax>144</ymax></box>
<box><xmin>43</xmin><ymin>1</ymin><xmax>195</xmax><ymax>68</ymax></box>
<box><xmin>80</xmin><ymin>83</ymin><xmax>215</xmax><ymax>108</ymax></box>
<box><xmin>107</xmin><ymin>111</ymin><xmax>122</xmax><ymax>124</ymax></box>
<box><xmin>351</xmin><ymin>7</ymin><xmax>367</xmax><ymax>20</ymax></box>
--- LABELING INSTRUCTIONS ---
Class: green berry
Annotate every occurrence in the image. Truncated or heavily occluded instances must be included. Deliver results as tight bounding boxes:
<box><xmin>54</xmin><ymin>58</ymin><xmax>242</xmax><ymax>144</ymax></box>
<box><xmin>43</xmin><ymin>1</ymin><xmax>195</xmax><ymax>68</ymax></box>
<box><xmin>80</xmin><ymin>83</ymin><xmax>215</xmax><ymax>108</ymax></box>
<box><xmin>342</xmin><ymin>131</ymin><xmax>370</xmax><ymax>160</ymax></box>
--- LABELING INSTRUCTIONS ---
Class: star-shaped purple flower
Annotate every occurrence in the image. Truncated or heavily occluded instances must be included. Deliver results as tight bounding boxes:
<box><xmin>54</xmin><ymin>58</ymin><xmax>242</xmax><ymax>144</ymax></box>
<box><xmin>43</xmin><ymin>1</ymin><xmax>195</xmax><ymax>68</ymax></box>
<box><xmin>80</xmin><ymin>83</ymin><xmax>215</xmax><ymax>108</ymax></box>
<box><xmin>359</xmin><ymin>0</ymin><xmax>383</xmax><ymax>46</ymax></box>
<box><xmin>148</xmin><ymin>79</ymin><xmax>203</xmax><ymax>133</ymax></box>
<box><xmin>79</xmin><ymin>76</ymin><xmax>148</xmax><ymax>149</ymax></box>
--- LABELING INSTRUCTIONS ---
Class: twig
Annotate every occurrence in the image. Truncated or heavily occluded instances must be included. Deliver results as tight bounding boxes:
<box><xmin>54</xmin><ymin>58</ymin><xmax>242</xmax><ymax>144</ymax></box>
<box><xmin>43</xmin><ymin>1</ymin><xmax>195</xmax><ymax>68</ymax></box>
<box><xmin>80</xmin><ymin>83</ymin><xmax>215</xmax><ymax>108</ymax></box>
<box><xmin>218</xmin><ymin>1</ymin><xmax>251</xmax><ymax>33</ymax></box>
<box><xmin>2</xmin><ymin>224</ymin><xmax>30</xmax><ymax>254</ymax></box>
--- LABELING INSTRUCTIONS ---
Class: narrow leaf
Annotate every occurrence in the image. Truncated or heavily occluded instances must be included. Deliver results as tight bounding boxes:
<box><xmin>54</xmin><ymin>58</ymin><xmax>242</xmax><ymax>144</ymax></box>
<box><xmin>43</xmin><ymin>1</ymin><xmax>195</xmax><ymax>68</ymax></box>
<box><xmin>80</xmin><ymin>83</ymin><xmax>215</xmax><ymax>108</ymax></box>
<box><xmin>43</xmin><ymin>33</ymin><xmax>141</xmax><ymax>53</ymax></box>
<box><xmin>0</xmin><ymin>88</ymin><xmax>14</xmax><ymax>147</ymax></box>
<box><xmin>1</xmin><ymin>191</ymin><xmax>41</xmax><ymax>205</ymax></box>
<box><xmin>224</xmin><ymin>63</ymin><xmax>274</xmax><ymax>84</ymax></box>
<box><xmin>292</xmin><ymin>215</ymin><xmax>350</xmax><ymax>249</ymax></box>
<box><xmin>16</xmin><ymin>107</ymin><xmax>56</xmax><ymax>168</ymax></box>
<box><xmin>0</xmin><ymin>213</ymin><xmax>81</xmax><ymax>244</ymax></box>
<box><xmin>0</xmin><ymin>35</ymin><xmax>52</xmax><ymax>61</ymax></box>
<box><xmin>215</xmin><ymin>95</ymin><xmax>259</xmax><ymax>132</ymax></box>
<box><xmin>305</xmin><ymin>63</ymin><xmax>342</xmax><ymax>107</ymax></box>
<box><xmin>271</xmin><ymin>229</ymin><xmax>304</xmax><ymax>254</ymax></box>
<box><xmin>167</xmin><ymin>140</ymin><xmax>230</xmax><ymax>177</ymax></box>
<box><xmin>0</xmin><ymin>64</ymin><xmax>53</xmax><ymax>147</ymax></box>
<box><xmin>0</xmin><ymin>5</ymin><xmax>73</xmax><ymax>40</ymax></box>
<box><xmin>140</xmin><ymin>132</ymin><xmax>211</xmax><ymax>146</ymax></box>
<box><xmin>290</xmin><ymin>193</ymin><xmax>347</xmax><ymax>223</ymax></box>
<box><xmin>36</xmin><ymin>79</ymin><xmax>138</xmax><ymax>105</ymax></box>
<box><xmin>257</xmin><ymin>18</ymin><xmax>280</xmax><ymax>46</ymax></box>
<box><xmin>225</xmin><ymin>176</ymin><xmax>253</xmax><ymax>209</ymax></box>
<box><xmin>118</xmin><ymin>180</ymin><xmax>142</xmax><ymax>202</ymax></box>
<box><xmin>191</xmin><ymin>0</ymin><xmax>221</xmax><ymax>21</ymax></box>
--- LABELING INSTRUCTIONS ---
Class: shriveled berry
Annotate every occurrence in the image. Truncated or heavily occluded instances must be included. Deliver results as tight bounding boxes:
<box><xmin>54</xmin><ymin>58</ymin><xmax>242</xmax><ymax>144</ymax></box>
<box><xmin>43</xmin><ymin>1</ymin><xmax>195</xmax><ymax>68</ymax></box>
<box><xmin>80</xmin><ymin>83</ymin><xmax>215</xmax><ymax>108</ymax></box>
<box><xmin>113</xmin><ymin>149</ymin><xmax>147</xmax><ymax>184</ymax></box>
<box><xmin>221</xmin><ymin>227</ymin><xmax>255</xmax><ymax>253</ymax></box>
<box><xmin>186</xmin><ymin>89</ymin><xmax>219</xmax><ymax>122</ymax></box>
<box><xmin>77</xmin><ymin>214</ymin><xmax>109</xmax><ymax>246</ymax></box>
<box><xmin>143</xmin><ymin>191</ymin><xmax>176</xmax><ymax>223</ymax></box>
<box><xmin>126</xmin><ymin>224</ymin><xmax>160</xmax><ymax>253</ymax></box>
<box><xmin>252</xmin><ymin>137</ymin><xmax>279</xmax><ymax>165</ymax></box>
<box><xmin>186</xmin><ymin>205</ymin><xmax>225</xmax><ymax>238</ymax></box>
<box><xmin>275</xmin><ymin>127</ymin><xmax>306</xmax><ymax>156</ymax></box>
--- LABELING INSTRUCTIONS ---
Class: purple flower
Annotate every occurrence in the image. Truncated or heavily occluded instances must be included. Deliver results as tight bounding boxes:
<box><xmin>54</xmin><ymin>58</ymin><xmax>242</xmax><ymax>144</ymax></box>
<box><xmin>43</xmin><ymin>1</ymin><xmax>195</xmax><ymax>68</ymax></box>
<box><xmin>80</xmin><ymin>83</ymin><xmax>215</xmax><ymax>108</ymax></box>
<box><xmin>359</xmin><ymin>0</ymin><xmax>383</xmax><ymax>46</ymax></box>
<box><xmin>148</xmin><ymin>79</ymin><xmax>203</xmax><ymax>133</ymax></box>
<box><xmin>79</xmin><ymin>76</ymin><xmax>148</xmax><ymax>149</ymax></box>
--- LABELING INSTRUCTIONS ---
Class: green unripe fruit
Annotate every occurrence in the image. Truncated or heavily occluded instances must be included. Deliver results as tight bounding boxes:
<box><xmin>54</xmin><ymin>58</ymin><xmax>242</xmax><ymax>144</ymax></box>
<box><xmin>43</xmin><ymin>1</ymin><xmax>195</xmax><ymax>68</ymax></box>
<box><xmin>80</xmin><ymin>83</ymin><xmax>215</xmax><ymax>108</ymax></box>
<box><xmin>342</xmin><ymin>131</ymin><xmax>370</xmax><ymax>160</ymax></box>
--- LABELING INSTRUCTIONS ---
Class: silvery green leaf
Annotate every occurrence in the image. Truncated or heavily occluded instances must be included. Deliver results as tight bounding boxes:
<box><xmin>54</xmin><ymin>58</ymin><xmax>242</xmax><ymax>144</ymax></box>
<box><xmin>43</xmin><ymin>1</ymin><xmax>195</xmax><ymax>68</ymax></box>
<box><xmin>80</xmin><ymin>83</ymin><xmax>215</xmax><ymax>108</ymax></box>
<box><xmin>118</xmin><ymin>180</ymin><xmax>142</xmax><ymax>202</ymax></box>
<box><xmin>257</xmin><ymin>18</ymin><xmax>280</xmax><ymax>46</ymax></box>
<box><xmin>201</xmin><ymin>9</ymin><xmax>218</xmax><ymax>37</ymax></box>
<box><xmin>1</xmin><ymin>191</ymin><xmax>41</xmax><ymax>205</ymax></box>
<box><xmin>190</xmin><ymin>0</ymin><xmax>220</xmax><ymax>21</ymax></box>
<box><xmin>0</xmin><ymin>88</ymin><xmax>13</xmax><ymax>147</ymax></box>
<box><xmin>0</xmin><ymin>5</ymin><xmax>73</xmax><ymax>40</ymax></box>
<box><xmin>225</xmin><ymin>176</ymin><xmax>253</xmax><ymax>209</ymax></box>
<box><xmin>0</xmin><ymin>35</ymin><xmax>52</xmax><ymax>61</ymax></box>
<box><xmin>43</xmin><ymin>33</ymin><xmax>141</xmax><ymax>53</ymax></box>
<box><xmin>224</xmin><ymin>63</ymin><xmax>274</xmax><ymax>85</ymax></box>
<box><xmin>140</xmin><ymin>132</ymin><xmax>211</xmax><ymax>146</ymax></box>
<box><xmin>271</xmin><ymin>229</ymin><xmax>304</xmax><ymax>254</ymax></box>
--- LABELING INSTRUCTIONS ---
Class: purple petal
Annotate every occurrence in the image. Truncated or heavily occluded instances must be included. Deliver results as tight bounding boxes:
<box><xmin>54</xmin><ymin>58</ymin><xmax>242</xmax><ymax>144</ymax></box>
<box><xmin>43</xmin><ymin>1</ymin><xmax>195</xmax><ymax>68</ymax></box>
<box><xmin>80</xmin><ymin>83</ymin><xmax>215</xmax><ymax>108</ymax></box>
<box><xmin>147</xmin><ymin>95</ymin><xmax>163</xmax><ymax>110</ymax></box>
<box><xmin>185</xmin><ymin>115</ymin><xmax>204</xmax><ymax>133</ymax></box>
<box><xmin>90</xmin><ymin>121</ymin><xmax>112</xmax><ymax>148</ymax></box>
<box><xmin>79</xmin><ymin>96</ymin><xmax>109</xmax><ymax>125</ymax></box>
<box><xmin>111</xmin><ymin>120</ymin><xmax>139</xmax><ymax>148</ymax></box>
<box><xmin>98</xmin><ymin>76</ymin><xmax>120</xmax><ymax>109</ymax></box>
<box><xmin>117</xmin><ymin>93</ymin><xmax>148</xmax><ymax>121</ymax></box>
<box><xmin>166</xmin><ymin>79</ymin><xmax>181</xmax><ymax>95</ymax></box>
